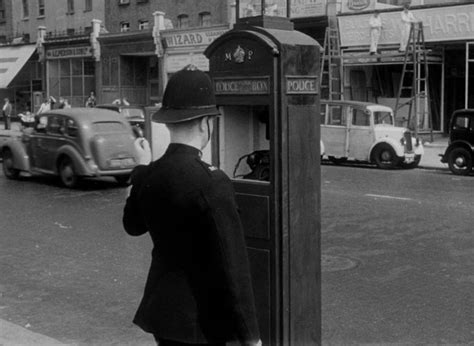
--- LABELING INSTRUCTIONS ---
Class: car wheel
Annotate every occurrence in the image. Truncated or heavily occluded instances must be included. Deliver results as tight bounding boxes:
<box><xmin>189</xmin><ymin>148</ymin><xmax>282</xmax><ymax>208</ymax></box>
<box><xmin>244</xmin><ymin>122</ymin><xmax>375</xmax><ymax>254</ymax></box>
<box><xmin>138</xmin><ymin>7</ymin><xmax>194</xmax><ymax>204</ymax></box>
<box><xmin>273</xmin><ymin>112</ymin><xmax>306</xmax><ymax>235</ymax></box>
<box><xmin>448</xmin><ymin>147</ymin><xmax>472</xmax><ymax>176</ymax></box>
<box><xmin>401</xmin><ymin>155</ymin><xmax>421</xmax><ymax>169</ymax></box>
<box><xmin>328</xmin><ymin>156</ymin><xmax>348</xmax><ymax>165</ymax></box>
<box><xmin>58</xmin><ymin>157</ymin><xmax>79</xmax><ymax>188</ymax></box>
<box><xmin>2</xmin><ymin>149</ymin><xmax>20</xmax><ymax>179</ymax></box>
<box><xmin>114</xmin><ymin>175</ymin><xmax>130</xmax><ymax>186</ymax></box>
<box><xmin>373</xmin><ymin>144</ymin><xmax>400</xmax><ymax>169</ymax></box>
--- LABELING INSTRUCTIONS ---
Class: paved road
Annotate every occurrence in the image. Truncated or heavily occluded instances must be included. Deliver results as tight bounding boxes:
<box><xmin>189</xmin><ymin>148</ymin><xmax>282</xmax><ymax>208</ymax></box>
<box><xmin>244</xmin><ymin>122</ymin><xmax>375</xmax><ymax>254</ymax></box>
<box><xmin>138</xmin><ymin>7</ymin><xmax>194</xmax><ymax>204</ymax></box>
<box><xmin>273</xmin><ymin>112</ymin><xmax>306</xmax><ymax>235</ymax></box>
<box><xmin>0</xmin><ymin>164</ymin><xmax>473</xmax><ymax>344</ymax></box>
<box><xmin>321</xmin><ymin>163</ymin><xmax>474</xmax><ymax>344</ymax></box>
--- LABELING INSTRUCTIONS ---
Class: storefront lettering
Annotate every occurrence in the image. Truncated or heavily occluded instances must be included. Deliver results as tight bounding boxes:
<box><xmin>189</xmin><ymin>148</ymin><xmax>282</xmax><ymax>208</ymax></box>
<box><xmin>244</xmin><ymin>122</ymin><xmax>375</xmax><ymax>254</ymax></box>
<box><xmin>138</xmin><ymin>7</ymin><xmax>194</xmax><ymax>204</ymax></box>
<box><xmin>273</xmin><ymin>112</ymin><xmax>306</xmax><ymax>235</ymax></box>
<box><xmin>338</xmin><ymin>4</ymin><xmax>474</xmax><ymax>46</ymax></box>
<box><xmin>214</xmin><ymin>78</ymin><xmax>270</xmax><ymax>95</ymax></box>
<box><xmin>46</xmin><ymin>46</ymin><xmax>92</xmax><ymax>59</ymax></box>
<box><xmin>164</xmin><ymin>29</ymin><xmax>228</xmax><ymax>48</ymax></box>
<box><xmin>286</xmin><ymin>77</ymin><xmax>318</xmax><ymax>94</ymax></box>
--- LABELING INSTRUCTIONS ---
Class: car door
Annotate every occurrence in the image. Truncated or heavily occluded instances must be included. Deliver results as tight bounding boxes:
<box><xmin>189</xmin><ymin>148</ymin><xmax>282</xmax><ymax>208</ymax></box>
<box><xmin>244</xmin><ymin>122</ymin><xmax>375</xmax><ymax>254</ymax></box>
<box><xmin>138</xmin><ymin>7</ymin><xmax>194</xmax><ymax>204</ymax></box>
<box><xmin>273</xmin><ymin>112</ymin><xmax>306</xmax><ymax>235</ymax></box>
<box><xmin>348</xmin><ymin>106</ymin><xmax>373</xmax><ymax>160</ymax></box>
<box><xmin>450</xmin><ymin>113</ymin><xmax>471</xmax><ymax>143</ymax></box>
<box><xmin>321</xmin><ymin>103</ymin><xmax>348</xmax><ymax>157</ymax></box>
<box><xmin>29</xmin><ymin>114</ymin><xmax>50</xmax><ymax>170</ymax></box>
<box><xmin>43</xmin><ymin>115</ymin><xmax>67</xmax><ymax>170</ymax></box>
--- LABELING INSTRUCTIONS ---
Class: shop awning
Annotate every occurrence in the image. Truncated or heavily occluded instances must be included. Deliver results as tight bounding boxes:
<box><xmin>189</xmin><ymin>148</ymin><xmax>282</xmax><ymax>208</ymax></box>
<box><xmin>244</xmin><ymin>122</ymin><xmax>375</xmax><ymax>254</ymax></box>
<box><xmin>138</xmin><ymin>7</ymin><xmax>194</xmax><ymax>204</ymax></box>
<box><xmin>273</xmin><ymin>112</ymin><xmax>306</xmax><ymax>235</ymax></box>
<box><xmin>0</xmin><ymin>44</ymin><xmax>37</xmax><ymax>89</ymax></box>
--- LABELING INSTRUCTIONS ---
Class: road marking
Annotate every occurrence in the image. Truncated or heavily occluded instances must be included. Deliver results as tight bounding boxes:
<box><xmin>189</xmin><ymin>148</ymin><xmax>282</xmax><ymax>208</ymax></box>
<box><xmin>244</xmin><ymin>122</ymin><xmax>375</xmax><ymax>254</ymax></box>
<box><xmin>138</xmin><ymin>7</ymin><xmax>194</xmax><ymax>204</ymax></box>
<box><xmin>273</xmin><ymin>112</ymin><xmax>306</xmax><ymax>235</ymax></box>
<box><xmin>365</xmin><ymin>194</ymin><xmax>413</xmax><ymax>201</ymax></box>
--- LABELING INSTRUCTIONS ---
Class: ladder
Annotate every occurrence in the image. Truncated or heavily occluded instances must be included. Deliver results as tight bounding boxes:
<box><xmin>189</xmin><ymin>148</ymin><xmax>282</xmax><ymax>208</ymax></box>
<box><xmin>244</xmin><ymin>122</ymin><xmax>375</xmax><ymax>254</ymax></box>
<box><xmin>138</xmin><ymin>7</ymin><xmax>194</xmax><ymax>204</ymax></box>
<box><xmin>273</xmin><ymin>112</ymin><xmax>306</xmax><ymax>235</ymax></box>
<box><xmin>320</xmin><ymin>27</ymin><xmax>343</xmax><ymax>100</ymax></box>
<box><xmin>394</xmin><ymin>22</ymin><xmax>431</xmax><ymax>139</ymax></box>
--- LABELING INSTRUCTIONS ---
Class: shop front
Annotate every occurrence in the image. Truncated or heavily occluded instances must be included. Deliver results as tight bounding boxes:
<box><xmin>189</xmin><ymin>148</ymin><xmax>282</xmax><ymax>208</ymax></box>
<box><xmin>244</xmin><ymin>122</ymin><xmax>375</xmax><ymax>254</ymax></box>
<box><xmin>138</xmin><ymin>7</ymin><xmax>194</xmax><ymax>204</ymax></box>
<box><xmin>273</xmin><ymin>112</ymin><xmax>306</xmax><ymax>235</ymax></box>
<box><xmin>44</xmin><ymin>42</ymin><xmax>96</xmax><ymax>108</ymax></box>
<box><xmin>0</xmin><ymin>44</ymin><xmax>42</xmax><ymax>115</ymax></box>
<box><xmin>338</xmin><ymin>3</ymin><xmax>474</xmax><ymax>133</ymax></box>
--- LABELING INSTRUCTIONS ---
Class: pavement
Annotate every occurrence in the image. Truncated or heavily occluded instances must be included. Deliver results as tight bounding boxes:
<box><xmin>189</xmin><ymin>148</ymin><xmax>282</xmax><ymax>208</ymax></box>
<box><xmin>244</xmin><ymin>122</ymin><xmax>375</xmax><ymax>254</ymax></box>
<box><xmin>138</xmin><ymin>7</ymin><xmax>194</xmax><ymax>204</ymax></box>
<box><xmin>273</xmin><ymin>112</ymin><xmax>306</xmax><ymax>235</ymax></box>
<box><xmin>418</xmin><ymin>134</ymin><xmax>449</xmax><ymax>170</ymax></box>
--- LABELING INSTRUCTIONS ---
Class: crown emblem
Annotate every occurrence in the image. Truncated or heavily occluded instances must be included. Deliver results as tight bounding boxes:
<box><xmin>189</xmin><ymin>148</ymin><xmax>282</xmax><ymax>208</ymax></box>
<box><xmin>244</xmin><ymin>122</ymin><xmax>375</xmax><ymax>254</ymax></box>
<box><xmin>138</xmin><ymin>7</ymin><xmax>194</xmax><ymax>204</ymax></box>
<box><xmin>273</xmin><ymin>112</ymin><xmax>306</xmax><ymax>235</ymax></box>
<box><xmin>233</xmin><ymin>45</ymin><xmax>245</xmax><ymax>63</ymax></box>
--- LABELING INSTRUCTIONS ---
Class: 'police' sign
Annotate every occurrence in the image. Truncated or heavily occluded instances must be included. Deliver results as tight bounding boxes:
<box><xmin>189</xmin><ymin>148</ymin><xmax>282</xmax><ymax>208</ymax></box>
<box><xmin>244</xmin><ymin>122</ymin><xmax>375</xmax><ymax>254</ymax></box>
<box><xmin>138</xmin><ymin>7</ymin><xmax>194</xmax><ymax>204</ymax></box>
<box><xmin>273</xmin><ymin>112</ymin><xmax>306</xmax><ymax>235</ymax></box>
<box><xmin>286</xmin><ymin>76</ymin><xmax>319</xmax><ymax>95</ymax></box>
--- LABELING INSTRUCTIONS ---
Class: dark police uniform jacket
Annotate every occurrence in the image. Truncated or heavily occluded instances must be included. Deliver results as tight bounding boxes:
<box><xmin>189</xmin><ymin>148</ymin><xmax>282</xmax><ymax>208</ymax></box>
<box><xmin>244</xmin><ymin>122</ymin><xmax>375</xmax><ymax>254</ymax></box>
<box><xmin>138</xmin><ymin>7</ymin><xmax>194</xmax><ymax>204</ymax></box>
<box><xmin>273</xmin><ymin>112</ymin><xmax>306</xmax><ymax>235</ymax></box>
<box><xmin>123</xmin><ymin>143</ymin><xmax>260</xmax><ymax>344</ymax></box>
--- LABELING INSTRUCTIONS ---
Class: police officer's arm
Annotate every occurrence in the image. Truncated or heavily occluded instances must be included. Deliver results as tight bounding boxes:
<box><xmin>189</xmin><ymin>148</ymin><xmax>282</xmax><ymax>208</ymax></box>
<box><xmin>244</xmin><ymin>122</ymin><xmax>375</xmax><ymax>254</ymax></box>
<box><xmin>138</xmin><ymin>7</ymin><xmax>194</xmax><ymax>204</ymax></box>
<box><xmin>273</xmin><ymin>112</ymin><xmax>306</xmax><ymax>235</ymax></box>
<box><xmin>201</xmin><ymin>171</ymin><xmax>260</xmax><ymax>344</ymax></box>
<box><xmin>123</xmin><ymin>165</ymin><xmax>149</xmax><ymax>236</ymax></box>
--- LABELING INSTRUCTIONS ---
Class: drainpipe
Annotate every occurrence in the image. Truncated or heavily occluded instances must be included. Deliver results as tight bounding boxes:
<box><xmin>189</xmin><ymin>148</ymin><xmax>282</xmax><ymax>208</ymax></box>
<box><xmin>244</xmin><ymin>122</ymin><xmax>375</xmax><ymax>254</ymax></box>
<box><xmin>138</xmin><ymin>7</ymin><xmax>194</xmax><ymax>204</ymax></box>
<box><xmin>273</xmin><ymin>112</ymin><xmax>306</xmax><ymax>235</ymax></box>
<box><xmin>90</xmin><ymin>19</ymin><xmax>102</xmax><ymax>61</ymax></box>
<box><xmin>36</xmin><ymin>26</ymin><xmax>46</xmax><ymax>62</ymax></box>
<box><xmin>153</xmin><ymin>11</ymin><xmax>166</xmax><ymax>103</ymax></box>
<box><xmin>36</xmin><ymin>26</ymin><xmax>47</xmax><ymax>101</ymax></box>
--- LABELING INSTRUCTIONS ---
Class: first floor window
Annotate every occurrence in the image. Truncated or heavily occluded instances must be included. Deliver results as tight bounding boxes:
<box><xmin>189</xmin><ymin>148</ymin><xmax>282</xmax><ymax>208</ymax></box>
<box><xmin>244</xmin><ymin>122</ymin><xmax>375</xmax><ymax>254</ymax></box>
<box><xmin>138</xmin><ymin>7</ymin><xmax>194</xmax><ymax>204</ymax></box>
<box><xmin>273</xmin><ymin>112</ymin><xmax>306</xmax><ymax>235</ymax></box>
<box><xmin>67</xmin><ymin>0</ymin><xmax>74</xmax><ymax>13</ymax></box>
<box><xmin>38</xmin><ymin>0</ymin><xmax>45</xmax><ymax>16</ymax></box>
<box><xmin>22</xmin><ymin>0</ymin><xmax>29</xmax><ymax>18</ymax></box>
<box><xmin>177</xmin><ymin>14</ymin><xmax>189</xmax><ymax>29</ymax></box>
<box><xmin>138</xmin><ymin>20</ymin><xmax>149</xmax><ymax>30</ymax></box>
<box><xmin>120</xmin><ymin>22</ymin><xmax>130</xmax><ymax>32</ymax></box>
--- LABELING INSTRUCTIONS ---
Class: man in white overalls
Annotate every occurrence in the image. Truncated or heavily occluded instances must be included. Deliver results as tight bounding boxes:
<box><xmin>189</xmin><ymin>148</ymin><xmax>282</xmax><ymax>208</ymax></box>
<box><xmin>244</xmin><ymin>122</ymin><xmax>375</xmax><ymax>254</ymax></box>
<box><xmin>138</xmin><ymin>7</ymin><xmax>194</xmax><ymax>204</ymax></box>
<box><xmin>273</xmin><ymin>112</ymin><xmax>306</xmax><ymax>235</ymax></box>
<box><xmin>369</xmin><ymin>10</ymin><xmax>383</xmax><ymax>55</ymax></box>
<box><xmin>399</xmin><ymin>4</ymin><xmax>418</xmax><ymax>52</ymax></box>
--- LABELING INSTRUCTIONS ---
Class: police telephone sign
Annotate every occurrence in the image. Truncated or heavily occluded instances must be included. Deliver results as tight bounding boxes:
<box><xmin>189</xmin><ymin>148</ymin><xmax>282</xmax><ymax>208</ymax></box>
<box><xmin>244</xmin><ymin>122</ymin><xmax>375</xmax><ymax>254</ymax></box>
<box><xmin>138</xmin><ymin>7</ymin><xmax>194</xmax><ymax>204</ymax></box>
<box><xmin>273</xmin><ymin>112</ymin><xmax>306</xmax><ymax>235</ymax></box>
<box><xmin>286</xmin><ymin>76</ymin><xmax>319</xmax><ymax>94</ymax></box>
<box><xmin>213</xmin><ymin>77</ymin><xmax>270</xmax><ymax>95</ymax></box>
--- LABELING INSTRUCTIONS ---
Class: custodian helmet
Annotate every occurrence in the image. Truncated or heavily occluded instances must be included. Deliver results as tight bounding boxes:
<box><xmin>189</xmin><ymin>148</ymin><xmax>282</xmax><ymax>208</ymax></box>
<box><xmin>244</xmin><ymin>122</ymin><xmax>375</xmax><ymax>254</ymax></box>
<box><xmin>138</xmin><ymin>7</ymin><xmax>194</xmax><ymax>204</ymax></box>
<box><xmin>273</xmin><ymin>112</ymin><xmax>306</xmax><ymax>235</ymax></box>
<box><xmin>152</xmin><ymin>64</ymin><xmax>220</xmax><ymax>124</ymax></box>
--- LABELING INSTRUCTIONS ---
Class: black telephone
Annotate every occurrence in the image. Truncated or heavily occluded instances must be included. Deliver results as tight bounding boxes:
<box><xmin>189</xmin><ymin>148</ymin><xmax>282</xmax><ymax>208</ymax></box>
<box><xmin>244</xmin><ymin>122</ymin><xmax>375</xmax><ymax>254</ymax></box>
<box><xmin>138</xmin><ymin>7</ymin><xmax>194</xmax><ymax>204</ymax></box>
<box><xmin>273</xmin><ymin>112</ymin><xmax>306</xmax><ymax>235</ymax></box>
<box><xmin>233</xmin><ymin>150</ymin><xmax>270</xmax><ymax>181</ymax></box>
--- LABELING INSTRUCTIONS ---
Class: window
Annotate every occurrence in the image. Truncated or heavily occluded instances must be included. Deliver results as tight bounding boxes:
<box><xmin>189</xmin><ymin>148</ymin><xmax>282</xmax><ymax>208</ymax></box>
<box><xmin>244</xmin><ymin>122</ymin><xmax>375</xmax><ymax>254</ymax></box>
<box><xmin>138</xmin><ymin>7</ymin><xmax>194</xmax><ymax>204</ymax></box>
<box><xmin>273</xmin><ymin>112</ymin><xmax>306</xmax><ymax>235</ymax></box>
<box><xmin>22</xmin><ymin>0</ymin><xmax>29</xmax><ymax>18</ymax></box>
<box><xmin>373</xmin><ymin>111</ymin><xmax>393</xmax><ymax>125</ymax></box>
<box><xmin>328</xmin><ymin>105</ymin><xmax>346</xmax><ymax>126</ymax></box>
<box><xmin>138</xmin><ymin>20</ymin><xmax>149</xmax><ymax>30</ymax></box>
<box><xmin>38</xmin><ymin>0</ymin><xmax>44</xmax><ymax>16</ymax></box>
<box><xmin>84</xmin><ymin>0</ymin><xmax>92</xmax><ymax>11</ymax></box>
<box><xmin>119</xmin><ymin>0</ymin><xmax>130</xmax><ymax>5</ymax></box>
<box><xmin>453</xmin><ymin>115</ymin><xmax>470</xmax><ymax>130</ymax></box>
<box><xmin>120</xmin><ymin>22</ymin><xmax>130</xmax><ymax>32</ymax></box>
<box><xmin>177</xmin><ymin>14</ymin><xmax>189</xmax><ymax>29</ymax></box>
<box><xmin>47</xmin><ymin>116</ymin><xmax>64</xmax><ymax>135</ymax></box>
<box><xmin>199</xmin><ymin>12</ymin><xmax>211</xmax><ymax>27</ymax></box>
<box><xmin>67</xmin><ymin>0</ymin><xmax>74</xmax><ymax>14</ymax></box>
<box><xmin>352</xmin><ymin>108</ymin><xmax>370</xmax><ymax>126</ymax></box>
<box><xmin>66</xmin><ymin>118</ymin><xmax>78</xmax><ymax>137</ymax></box>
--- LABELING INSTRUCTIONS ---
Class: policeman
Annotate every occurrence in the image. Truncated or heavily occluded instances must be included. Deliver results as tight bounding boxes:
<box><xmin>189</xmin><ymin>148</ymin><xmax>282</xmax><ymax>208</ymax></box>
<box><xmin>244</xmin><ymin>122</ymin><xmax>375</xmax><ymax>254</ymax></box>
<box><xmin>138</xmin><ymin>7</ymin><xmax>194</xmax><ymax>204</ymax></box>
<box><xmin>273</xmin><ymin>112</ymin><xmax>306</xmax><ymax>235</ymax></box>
<box><xmin>123</xmin><ymin>65</ymin><xmax>261</xmax><ymax>346</ymax></box>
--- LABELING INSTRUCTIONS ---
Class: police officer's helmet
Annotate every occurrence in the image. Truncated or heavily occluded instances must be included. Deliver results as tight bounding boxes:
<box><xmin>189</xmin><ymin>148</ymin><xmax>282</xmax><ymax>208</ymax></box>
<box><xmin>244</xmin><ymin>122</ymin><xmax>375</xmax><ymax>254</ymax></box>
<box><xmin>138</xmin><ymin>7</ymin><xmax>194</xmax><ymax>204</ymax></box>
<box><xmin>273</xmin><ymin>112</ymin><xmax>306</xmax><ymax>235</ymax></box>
<box><xmin>152</xmin><ymin>65</ymin><xmax>220</xmax><ymax>124</ymax></box>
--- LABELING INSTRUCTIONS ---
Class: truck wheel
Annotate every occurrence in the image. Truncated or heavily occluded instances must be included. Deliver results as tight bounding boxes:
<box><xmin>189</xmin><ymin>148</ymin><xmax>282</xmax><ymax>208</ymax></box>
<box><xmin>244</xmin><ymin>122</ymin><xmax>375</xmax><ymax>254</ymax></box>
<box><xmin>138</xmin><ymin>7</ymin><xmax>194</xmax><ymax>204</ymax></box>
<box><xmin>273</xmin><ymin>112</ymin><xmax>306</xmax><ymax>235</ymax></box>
<box><xmin>58</xmin><ymin>157</ymin><xmax>78</xmax><ymax>188</ymax></box>
<box><xmin>448</xmin><ymin>147</ymin><xmax>472</xmax><ymax>175</ymax></box>
<box><xmin>2</xmin><ymin>149</ymin><xmax>20</xmax><ymax>179</ymax></box>
<box><xmin>401</xmin><ymin>155</ymin><xmax>421</xmax><ymax>169</ymax></box>
<box><xmin>373</xmin><ymin>144</ymin><xmax>400</xmax><ymax>169</ymax></box>
<box><xmin>328</xmin><ymin>156</ymin><xmax>348</xmax><ymax>164</ymax></box>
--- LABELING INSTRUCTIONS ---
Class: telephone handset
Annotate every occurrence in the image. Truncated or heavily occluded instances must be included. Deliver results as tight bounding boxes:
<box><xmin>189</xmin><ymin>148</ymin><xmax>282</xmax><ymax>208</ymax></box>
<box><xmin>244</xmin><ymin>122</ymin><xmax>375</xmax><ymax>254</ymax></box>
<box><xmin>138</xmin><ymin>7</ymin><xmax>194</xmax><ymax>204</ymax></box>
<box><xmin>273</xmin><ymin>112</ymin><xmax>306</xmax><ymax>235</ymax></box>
<box><xmin>233</xmin><ymin>150</ymin><xmax>270</xmax><ymax>181</ymax></box>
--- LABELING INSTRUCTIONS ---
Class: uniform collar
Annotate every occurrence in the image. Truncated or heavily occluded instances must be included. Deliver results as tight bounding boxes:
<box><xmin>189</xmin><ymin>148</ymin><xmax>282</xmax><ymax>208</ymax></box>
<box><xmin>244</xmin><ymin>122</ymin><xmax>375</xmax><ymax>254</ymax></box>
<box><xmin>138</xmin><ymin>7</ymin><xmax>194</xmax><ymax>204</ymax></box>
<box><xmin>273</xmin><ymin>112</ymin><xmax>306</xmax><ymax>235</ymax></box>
<box><xmin>165</xmin><ymin>143</ymin><xmax>202</xmax><ymax>157</ymax></box>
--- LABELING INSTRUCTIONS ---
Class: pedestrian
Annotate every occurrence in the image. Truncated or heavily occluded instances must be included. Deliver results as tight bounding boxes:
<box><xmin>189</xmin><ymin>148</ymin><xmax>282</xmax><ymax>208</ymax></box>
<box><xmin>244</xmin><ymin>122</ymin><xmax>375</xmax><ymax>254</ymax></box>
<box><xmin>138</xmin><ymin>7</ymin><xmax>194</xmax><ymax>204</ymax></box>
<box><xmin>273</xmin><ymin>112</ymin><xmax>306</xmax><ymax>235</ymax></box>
<box><xmin>63</xmin><ymin>99</ymin><xmax>71</xmax><ymax>109</ymax></box>
<box><xmin>37</xmin><ymin>97</ymin><xmax>51</xmax><ymax>115</ymax></box>
<box><xmin>58</xmin><ymin>97</ymin><xmax>66</xmax><ymax>109</ymax></box>
<box><xmin>399</xmin><ymin>4</ymin><xmax>418</xmax><ymax>52</ymax></box>
<box><xmin>369</xmin><ymin>10</ymin><xmax>383</xmax><ymax>55</ymax></box>
<box><xmin>49</xmin><ymin>96</ymin><xmax>57</xmax><ymax>109</ymax></box>
<box><xmin>2</xmin><ymin>98</ymin><xmax>12</xmax><ymax>130</ymax></box>
<box><xmin>123</xmin><ymin>65</ymin><xmax>261</xmax><ymax>346</ymax></box>
<box><xmin>85</xmin><ymin>91</ymin><xmax>96</xmax><ymax>107</ymax></box>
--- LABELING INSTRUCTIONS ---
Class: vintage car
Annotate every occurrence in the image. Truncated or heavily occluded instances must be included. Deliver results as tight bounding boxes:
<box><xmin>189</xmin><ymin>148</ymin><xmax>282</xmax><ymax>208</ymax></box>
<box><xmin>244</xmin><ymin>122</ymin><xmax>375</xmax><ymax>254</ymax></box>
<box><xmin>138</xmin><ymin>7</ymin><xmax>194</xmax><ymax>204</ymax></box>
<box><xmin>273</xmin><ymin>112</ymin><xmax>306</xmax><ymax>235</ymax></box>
<box><xmin>95</xmin><ymin>103</ymin><xmax>145</xmax><ymax>135</ymax></box>
<box><xmin>320</xmin><ymin>100</ymin><xmax>424</xmax><ymax>169</ymax></box>
<box><xmin>440</xmin><ymin>109</ymin><xmax>474</xmax><ymax>175</ymax></box>
<box><xmin>1</xmin><ymin>108</ymin><xmax>139</xmax><ymax>187</ymax></box>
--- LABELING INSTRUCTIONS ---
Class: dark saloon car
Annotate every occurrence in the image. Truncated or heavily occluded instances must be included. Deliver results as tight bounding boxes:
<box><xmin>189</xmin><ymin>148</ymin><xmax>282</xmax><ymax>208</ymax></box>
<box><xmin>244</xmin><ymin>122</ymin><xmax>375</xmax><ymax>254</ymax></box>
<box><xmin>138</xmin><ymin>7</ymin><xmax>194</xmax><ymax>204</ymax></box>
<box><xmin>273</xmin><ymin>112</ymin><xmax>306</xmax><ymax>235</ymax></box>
<box><xmin>1</xmin><ymin>108</ymin><xmax>139</xmax><ymax>187</ymax></box>
<box><xmin>441</xmin><ymin>109</ymin><xmax>474</xmax><ymax>175</ymax></box>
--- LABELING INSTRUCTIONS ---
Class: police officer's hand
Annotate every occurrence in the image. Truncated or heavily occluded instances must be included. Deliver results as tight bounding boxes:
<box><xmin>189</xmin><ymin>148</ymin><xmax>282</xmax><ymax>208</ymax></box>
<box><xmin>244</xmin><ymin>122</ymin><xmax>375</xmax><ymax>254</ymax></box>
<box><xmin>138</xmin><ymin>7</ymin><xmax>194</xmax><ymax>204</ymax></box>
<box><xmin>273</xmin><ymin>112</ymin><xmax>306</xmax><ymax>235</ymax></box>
<box><xmin>134</xmin><ymin>137</ymin><xmax>152</xmax><ymax>165</ymax></box>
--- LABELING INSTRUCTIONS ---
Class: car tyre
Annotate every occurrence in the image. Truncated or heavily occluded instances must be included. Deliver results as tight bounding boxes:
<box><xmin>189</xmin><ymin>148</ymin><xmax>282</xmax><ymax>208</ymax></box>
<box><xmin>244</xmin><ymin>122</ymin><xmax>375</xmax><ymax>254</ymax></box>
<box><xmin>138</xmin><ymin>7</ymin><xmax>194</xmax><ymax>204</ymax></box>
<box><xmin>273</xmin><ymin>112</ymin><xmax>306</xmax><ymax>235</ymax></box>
<box><xmin>328</xmin><ymin>156</ymin><xmax>348</xmax><ymax>165</ymax></box>
<box><xmin>58</xmin><ymin>156</ymin><xmax>79</xmax><ymax>188</ymax></box>
<box><xmin>401</xmin><ymin>155</ymin><xmax>421</xmax><ymax>169</ymax></box>
<box><xmin>447</xmin><ymin>147</ymin><xmax>472</xmax><ymax>176</ymax></box>
<box><xmin>373</xmin><ymin>144</ymin><xmax>400</xmax><ymax>169</ymax></box>
<box><xmin>2</xmin><ymin>149</ymin><xmax>20</xmax><ymax>179</ymax></box>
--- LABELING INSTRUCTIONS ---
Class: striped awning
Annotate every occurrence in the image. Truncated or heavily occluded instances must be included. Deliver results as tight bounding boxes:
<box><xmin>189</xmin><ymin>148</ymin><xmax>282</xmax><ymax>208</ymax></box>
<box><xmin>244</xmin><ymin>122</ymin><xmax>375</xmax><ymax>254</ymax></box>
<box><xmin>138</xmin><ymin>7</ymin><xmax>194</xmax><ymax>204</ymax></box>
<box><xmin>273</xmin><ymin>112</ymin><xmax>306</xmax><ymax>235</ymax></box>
<box><xmin>0</xmin><ymin>44</ymin><xmax>37</xmax><ymax>89</ymax></box>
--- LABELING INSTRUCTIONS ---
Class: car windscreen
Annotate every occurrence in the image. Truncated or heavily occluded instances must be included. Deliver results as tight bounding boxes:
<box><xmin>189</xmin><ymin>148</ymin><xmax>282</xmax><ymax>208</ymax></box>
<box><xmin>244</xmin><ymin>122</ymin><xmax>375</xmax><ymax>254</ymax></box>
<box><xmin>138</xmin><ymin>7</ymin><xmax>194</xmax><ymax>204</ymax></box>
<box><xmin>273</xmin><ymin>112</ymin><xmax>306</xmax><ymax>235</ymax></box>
<box><xmin>92</xmin><ymin>121</ymin><xmax>128</xmax><ymax>133</ymax></box>
<box><xmin>121</xmin><ymin>108</ymin><xmax>144</xmax><ymax>119</ymax></box>
<box><xmin>373</xmin><ymin>111</ymin><xmax>394</xmax><ymax>125</ymax></box>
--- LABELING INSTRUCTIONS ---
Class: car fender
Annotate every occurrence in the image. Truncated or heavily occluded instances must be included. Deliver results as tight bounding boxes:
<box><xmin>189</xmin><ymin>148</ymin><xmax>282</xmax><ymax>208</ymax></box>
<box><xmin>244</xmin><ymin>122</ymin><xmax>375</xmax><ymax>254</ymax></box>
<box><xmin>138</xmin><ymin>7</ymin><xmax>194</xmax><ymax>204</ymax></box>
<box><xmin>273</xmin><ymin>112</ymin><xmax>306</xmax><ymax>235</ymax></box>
<box><xmin>54</xmin><ymin>145</ymin><xmax>91</xmax><ymax>176</ymax></box>
<box><xmin>369</xmin><ymin>138</ymin><xmax>404</xmax><ymax>160</ymax></box>
<box><xmin>442</xmin><ymin>140</ymin><xmax>474</xmax><ymax>160</ymax></box>
<box><xmin>412</xmin><ymin>138</ymin><xmax>424</xmax><ymax>156</ymax></box>
<box><xmin>320</xmin><ymin>140</ymin><xmax>325</xmax><ymax>156</ymax></box>
<box><xmin>1</xmin><ymin>139</ymin><xmax>31</xmax><ymax>171</ymax></box>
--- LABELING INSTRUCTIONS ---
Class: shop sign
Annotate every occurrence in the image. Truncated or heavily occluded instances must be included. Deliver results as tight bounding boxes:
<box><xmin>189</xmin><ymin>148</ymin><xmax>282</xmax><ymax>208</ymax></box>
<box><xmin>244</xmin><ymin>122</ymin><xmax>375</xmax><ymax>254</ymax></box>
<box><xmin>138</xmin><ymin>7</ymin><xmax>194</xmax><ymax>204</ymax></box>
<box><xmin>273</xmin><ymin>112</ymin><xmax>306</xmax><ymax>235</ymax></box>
<box><xmin>213</xmin><ymin>77</ymin><xmax>270</xmax><ymax>95</ymax></box>
<box><xmin>163</xmin><ymin>28</ymin><xmax>228</xmax><ymax>48</ymax></box>
<box><xmin>340</xmin><ymin>0</ymin><xmax>374</xmax><ymax>13</ymax></box>
<box><xmin>286</xmin><ymin>76</ymin><xmax>319</xmax><ymax>94</ymax></box>
<box><xmin>46</xmin><ymin>46</ymin><xmax>92</xmax><ymax>59</ymax></box>
<box><xmin>338</xmin><ymin>4</ymin><xmax>474</xmax><ymax>47</ymax></box>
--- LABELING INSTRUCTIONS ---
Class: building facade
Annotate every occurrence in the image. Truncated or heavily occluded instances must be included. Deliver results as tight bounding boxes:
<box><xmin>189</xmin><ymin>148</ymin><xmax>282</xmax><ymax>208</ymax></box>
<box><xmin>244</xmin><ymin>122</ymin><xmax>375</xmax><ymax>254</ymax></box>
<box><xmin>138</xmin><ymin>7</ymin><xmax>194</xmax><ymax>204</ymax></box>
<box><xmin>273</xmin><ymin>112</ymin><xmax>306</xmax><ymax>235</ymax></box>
<box><xmin>97</xmin><ymin>0</ymin><xmax>231</xmax><ymax>106</ymax></box>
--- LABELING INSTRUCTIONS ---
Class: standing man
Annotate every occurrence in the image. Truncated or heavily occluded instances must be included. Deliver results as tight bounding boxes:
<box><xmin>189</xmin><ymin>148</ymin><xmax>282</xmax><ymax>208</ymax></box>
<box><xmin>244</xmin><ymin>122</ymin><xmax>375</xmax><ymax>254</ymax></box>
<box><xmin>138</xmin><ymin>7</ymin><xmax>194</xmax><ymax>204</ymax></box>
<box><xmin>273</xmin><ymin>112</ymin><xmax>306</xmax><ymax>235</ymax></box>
<box><xmin>399</xmin><ymin>4</ymin><xmax>418</xmax><ymax>52</ymax></box>
<box><xmin>123</xmin><ymin>65</ymin><xmax>261</xmax><ymax>346</ymax></box>
<box><xmin>2</xmin><ymin>98</ymin><xmax>12</xmax><ymax>130</ymax></box>
<box><xmin>369</xmin><ymin>10</ymin><xmax>383</xmax><ymax>55</ymax></box>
